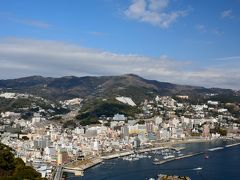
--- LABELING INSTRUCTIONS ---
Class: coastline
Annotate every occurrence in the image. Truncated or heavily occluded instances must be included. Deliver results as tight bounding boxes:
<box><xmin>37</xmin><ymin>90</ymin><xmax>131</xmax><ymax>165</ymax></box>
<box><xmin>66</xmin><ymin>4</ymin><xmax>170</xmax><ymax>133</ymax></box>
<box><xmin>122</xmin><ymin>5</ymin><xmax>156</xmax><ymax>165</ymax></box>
<box><xmin>66</xmin><ymin>137</ymin><xmax>240</xmax><ymax>178</ymax></box>
<box><xmin>101</xmin><ymin>138</ymin><xmax>215</xmax><ymax>160</ymax></box>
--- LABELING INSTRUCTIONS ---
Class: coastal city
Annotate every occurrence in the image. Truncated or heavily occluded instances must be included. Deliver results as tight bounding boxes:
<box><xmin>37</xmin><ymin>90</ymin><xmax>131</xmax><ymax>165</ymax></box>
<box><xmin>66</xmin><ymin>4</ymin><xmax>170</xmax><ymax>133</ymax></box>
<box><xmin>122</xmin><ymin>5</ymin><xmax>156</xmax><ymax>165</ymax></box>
<box><xmin>0</xmin><ymin>91</ymin><xmax>240</xmax><ymax>179</ymax></box>
<box><xmin>1</xmin><ymin>0</ymin><xmax>240</xmax><ymax>179</ymax></box>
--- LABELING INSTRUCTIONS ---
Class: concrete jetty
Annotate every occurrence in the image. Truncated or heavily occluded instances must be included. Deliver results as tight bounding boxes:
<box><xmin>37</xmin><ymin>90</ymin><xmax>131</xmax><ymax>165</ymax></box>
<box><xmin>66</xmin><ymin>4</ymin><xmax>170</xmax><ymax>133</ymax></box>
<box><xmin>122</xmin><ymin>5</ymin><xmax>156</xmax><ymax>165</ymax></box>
<box><xmin>153</xmin><ymin>152</ymin><xmax>204</xmax><ymax>165</ymax></box>
<box><xmin>225</xmin><ymin>142</ymin><xmax>240</xmax><ymax>147</ymax></box>
<box><xmin>101</xmin><ymin>151</ymin><xmax>134</xmax><ymax>160</ymax></box>
<box><xmin>154</xmin><ymin>142</ymin><xmax>240</xmax><ymax>166</ymax></box>
<box><xmin>63</xmin><ymin>158</ymin><xmax>103</xmax><ymax>176</ymax></box>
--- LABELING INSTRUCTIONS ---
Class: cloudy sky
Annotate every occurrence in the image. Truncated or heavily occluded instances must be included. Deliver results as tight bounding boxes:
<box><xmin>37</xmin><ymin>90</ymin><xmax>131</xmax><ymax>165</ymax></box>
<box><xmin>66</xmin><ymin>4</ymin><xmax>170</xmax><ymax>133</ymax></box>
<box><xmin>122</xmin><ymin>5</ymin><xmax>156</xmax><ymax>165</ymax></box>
<box><xmin>0</xmin><ymin>0</ymin><xmax>240</xmax><ymax>89</ymax></box>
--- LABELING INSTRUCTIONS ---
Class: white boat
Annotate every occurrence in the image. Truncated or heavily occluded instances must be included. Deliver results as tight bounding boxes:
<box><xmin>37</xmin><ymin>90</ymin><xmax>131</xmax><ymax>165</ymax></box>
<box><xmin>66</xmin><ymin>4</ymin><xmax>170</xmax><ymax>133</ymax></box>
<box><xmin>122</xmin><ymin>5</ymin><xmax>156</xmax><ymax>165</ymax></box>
<box><xmin>193</xmin><ymin>167</ymin><xmax>202</xmax><ymax>171</ymax></box>
<box><xmin>163</xmin><ymin>155</ymin><xmax>175</xmax><ymax>159</ymax></box>
<box><xmin>133</xmin><ymin>157</ymin><xmax>139</xmax><ymax>161</ymax></box>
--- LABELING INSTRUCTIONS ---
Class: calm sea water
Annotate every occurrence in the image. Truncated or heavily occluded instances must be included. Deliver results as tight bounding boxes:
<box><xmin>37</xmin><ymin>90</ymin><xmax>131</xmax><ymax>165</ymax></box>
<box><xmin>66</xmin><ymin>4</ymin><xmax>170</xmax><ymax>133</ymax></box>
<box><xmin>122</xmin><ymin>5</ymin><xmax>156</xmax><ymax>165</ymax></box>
<box><xmin>68</xmin><ymin>139</ymin><xmax>240</xmax><ymax>180</ymax></box>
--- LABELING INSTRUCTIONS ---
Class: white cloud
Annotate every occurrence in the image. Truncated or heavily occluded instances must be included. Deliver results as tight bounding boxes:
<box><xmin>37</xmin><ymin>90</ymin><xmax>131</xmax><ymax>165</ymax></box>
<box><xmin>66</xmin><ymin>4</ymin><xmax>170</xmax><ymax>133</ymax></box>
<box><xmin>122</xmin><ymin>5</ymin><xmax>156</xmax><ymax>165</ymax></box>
<box><xmin>0</xmin><ymin>38</ymin><xmax>239</xmax><ymax>89</ymax></box>
<box><xmin>124</xmin><ymin>0</ymin><xmax>189</xmax><ymax>28</ymax></box>
<box><xmin>214</xmin><ymin>56</ymin><xmax>240</xmax><ymax>61</ymax></box>
<box><xmin>20</xmin><ymin>19</ymin><xmax>51</xmax><ymax>29</ymax></box>
<box><xmin>195</xmin><ymin>24</ymin><xmax>223</xmax><ymax>36</ymax></box>
<box><xmin>148</xmin><ymin>0</ymin><xmax>169</xmax><ymax>11</ymax></box>
<box><xmin>1</xmin><ymin>12</ymin><xmax>51</xmax><ymax>29</ymax></box>
<box><xmin>196</xmin><ymin>24</ymin><xmax>206</xmax><ymax>32</ymax></box>
<box><xmin>88</xmin><ymin>31</ymin><xmax>106</xmax><ymax>36</ymax></box>
<box><xmin>221</xmin><ymin>9</ymin><xmax>234</xmax><ymax>18</ymax></box>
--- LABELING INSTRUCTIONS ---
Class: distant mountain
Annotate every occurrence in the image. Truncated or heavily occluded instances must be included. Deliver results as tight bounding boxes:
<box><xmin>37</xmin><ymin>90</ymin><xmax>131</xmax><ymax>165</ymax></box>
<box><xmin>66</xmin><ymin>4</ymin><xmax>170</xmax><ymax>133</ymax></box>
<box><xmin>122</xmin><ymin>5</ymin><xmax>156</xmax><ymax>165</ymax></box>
<box><xmin>0</xmin><ymin>74</ymin><xmax>236</xmax><ymax>103</ymax></box>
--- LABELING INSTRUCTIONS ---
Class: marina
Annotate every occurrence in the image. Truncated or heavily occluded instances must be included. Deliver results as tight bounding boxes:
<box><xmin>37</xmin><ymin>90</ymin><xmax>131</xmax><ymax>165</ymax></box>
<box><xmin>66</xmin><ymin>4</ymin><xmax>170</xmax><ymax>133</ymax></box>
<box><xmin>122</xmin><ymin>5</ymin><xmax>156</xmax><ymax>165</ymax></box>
<box><xmin>65</xmin><ymin>139</ymin><xmax>240</xmax><ymax>180</ymax></box>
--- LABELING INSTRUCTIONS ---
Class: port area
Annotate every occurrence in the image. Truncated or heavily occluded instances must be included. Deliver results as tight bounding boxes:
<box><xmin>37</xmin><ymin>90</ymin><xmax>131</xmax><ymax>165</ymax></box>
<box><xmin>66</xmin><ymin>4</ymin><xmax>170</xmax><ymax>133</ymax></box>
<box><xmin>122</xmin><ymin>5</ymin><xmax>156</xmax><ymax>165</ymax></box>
<box><xmin>101</xmin><ymin>146</ymin><xmax>185</xmax><ymax>160</ymax></box>
<box><xmin>154</xmin><ymin>142</ymin><xmax>240</xmax><ymax>165</ymax></box>
<box><xmin>54</xmin><ymin>141</ymin><xmax>240</xmax><ymax>179</ymax></box>
<box><xmin>62</xmin><ymin>157</ymin><xmax>103</xmax><ymax>176</ymax></box>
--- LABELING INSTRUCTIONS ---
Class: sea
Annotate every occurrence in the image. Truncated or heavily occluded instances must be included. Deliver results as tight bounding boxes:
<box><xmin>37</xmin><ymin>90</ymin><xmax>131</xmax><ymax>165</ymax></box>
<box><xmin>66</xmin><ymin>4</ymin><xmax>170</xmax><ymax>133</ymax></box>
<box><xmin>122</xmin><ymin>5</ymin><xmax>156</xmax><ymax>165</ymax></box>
<box><xmin>67</xmin><ymin>139</ymin><xmax>240</xmax><ymax>180</ymax></box>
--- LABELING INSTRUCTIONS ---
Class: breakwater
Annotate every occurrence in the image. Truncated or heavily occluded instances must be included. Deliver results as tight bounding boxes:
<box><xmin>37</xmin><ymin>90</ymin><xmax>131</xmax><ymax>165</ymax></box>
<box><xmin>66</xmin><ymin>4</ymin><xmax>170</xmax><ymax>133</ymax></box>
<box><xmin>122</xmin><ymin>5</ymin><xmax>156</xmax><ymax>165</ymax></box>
<box><xmin>153</xmin><ymin>152</ymin><xmax>204</xmax><ymax>165</ymax></box>
<box><xmin>154</xmin><ymin>141</ymin><xmax>240</xmax><ymax>166</ymax></box>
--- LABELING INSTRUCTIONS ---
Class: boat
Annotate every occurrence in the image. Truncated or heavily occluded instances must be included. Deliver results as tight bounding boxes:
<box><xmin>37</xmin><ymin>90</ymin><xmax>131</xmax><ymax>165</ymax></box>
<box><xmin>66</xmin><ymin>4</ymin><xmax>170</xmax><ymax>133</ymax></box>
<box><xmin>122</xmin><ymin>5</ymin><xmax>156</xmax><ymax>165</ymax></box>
<box><xmin>133</xmin><ymin>157</ymin><xmax>139</xmax><ymax>161</ymax></box>
<box><xmin>193</xmin><ymin>167</ymin><xmax>203</xmax><ymax>170</ymax></box>
<box><xmin>163</xmin><ymin>155</ymin><xmax>175</xmax><ymax>159</ymax></box>
<box><xmin>204</xmin><ymin>155</ymin><xmax>209</xmax><ymax>159</ymax></box>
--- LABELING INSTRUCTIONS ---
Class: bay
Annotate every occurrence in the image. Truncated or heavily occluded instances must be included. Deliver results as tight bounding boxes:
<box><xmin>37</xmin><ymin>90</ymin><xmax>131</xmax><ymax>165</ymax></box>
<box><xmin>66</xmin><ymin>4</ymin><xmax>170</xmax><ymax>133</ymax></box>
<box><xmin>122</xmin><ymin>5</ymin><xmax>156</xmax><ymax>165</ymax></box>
<box><xmin>68</xmin><ymin>139</ymin><xmax>240</xmax><ymax>180</ymax></box>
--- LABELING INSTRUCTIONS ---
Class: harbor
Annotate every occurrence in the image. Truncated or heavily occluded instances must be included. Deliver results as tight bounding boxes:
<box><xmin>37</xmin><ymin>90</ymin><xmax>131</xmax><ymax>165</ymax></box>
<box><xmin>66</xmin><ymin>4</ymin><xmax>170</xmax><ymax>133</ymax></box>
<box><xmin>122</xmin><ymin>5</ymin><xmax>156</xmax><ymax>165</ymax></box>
<box><xmin>153</xmin><ymin>141</ymin><xmax>240</xmax><ymax>166</ymax></box>
<box><xmin>101</xmin><ymin>146</ymin><xmax>185</xmax><ymax>160</ymax></box>
<box><xmin>55</xmin><ymin>139</ymin><xmax>240</xmax><ymax>180</ymax></box>
<box><xmin>66</xmin><ymin>142</ymin><xmax>240</xmax><ymax>180</ymax></box>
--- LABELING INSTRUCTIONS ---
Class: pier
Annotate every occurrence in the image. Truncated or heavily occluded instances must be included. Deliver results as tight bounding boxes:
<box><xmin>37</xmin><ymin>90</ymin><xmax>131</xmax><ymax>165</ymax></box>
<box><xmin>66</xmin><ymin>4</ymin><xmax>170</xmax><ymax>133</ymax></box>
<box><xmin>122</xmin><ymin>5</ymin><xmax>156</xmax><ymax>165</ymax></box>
<box><xmin>225</xmin><ymin>142</ymin><xmax>240</xmax><ymax>147</ymax></box>
<box><xmin>101</xmin><ymin>151</ymin><xmax>134</xmax><ymax>160</ymax></box>
<box><xmin>153</xmin><ymin>152</ymin><xmax>204</xmax><ymax>165</ymax></box>
<box><xmin>154</xmin><ymin>142</ymin><xmax>240</xmax><ymax>166</ymax></box>
<box><xmin>53</xmin><ymin>158</ymin><xmax>103</xmax><ymax>179</ymax></box>
<box><xmin>62</xmin><ymin>167</ymin><xmax>84</xmax><ymax>176</ymax></box>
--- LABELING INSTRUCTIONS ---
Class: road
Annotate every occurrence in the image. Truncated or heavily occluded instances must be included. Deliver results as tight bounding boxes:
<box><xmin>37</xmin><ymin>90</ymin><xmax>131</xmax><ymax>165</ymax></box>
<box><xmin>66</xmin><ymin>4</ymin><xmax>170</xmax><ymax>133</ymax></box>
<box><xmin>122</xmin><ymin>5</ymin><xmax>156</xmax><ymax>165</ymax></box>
<box><xmin>54</xmin><ymin>165</ymin><xmax>63</xmax><ymax>180</ymax></box>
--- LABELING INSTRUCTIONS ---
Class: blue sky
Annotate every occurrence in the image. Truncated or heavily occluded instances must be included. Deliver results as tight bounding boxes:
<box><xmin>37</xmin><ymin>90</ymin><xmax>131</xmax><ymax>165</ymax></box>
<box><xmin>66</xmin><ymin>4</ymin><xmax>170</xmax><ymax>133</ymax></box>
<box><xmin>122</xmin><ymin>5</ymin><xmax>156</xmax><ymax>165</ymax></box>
<box><xmin>0</xmin><ymin>0</ymin><xmax>240</xmax><ymax>89</ymax></box>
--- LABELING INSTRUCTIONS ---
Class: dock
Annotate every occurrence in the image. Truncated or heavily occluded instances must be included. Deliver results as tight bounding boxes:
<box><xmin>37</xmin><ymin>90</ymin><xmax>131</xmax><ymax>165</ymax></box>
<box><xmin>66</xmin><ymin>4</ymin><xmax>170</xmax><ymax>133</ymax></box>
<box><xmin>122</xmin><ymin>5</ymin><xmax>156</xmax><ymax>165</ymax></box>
<box><xmin>154</xmin><ymin>141</ymin><xmax>240</xmax><ymax>165</ymax></box>
<box><xmin>53</xmin><ymin>157</ymin><xmax>103</xmax><ymax>180</ymax></box>
<box><xmin>225</xmin><ymin>142</ymin><xmax>240</xmax><ymax>147</ymax></box>
<box><xmin>153</xmin><ymin>152</ymin><xmax>204</xmax><ymax>165</ymax></box>
<box><xmin>101</xmin><ymin>151</ymin><xmax>134</xmax><ymax>160</ymax></box>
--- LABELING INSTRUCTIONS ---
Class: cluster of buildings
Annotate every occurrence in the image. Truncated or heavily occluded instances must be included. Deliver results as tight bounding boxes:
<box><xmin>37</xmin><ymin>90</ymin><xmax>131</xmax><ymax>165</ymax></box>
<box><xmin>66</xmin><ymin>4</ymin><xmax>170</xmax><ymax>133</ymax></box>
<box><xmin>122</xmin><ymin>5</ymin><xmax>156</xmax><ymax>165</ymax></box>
<box><xmin>0</xmin><ymin>92</ymin><xmax>240</xmax><ymax>178</ymax></box>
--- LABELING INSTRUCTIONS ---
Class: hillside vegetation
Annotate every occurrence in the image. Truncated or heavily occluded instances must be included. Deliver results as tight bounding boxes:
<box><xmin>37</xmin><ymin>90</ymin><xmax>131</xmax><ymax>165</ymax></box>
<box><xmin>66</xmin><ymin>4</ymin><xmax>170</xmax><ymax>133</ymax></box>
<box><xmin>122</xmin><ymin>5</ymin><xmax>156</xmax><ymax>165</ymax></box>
<box><xmin>0</xmin><ymin>74</ymin><xmax>237</xmax><ymax>103</ymax></box>
<box><xmin>0</xmin><ymin>143</ymin><xmax>42</xmax><ymax>180</ymax></box>
<box><xmin>76</xmin><ymin>99</ymin><xmax>140</xmax><ymax>125</ymax></box>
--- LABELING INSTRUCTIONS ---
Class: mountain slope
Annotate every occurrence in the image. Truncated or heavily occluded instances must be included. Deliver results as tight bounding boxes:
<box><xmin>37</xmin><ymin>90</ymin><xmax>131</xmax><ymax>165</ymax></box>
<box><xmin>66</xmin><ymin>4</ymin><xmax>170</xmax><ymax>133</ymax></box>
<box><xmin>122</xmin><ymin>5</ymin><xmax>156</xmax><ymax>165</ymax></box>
<box><xmin>0</xmin><ymin>74</ymin><xmax>235</xmax><ymax>103</ymax></box>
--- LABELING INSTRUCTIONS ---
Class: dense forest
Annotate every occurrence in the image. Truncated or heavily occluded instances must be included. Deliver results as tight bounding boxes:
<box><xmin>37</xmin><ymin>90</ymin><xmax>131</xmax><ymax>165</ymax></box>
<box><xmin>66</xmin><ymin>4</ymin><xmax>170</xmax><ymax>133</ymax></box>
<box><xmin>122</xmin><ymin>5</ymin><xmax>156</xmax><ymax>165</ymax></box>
<box><xmin>0</xmin><ymin>143</ymin><xmax>42</xmax><ymax>180</ymax></box>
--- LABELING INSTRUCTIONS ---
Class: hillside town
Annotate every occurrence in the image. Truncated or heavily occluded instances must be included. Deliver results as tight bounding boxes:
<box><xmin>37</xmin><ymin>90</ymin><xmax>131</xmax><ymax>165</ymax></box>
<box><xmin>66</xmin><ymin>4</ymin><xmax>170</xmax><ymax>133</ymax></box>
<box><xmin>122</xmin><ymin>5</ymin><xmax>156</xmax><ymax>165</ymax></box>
<box><xmin>0</xmin><ymin>92</ymin><xmax>240</xmax><ymax>179</ymax></box>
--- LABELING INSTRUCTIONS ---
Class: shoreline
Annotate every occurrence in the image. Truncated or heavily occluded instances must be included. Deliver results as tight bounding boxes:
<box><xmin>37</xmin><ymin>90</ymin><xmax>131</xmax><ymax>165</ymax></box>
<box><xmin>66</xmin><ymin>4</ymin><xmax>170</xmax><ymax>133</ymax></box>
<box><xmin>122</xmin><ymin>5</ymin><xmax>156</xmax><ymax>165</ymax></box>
<box><xmin>66</xmin><ymin>137</ymin><xmax>240</xmax><ymax>177</ymax></box>
<box><xmin>153</xmin><ymin>139</ymin><xmax>240</xmax><ymax>166</ymax></box>
<box><xmin>101</xmin><ymin>137</ymin><xmax>221</xmax><ymax>160</ymax></box>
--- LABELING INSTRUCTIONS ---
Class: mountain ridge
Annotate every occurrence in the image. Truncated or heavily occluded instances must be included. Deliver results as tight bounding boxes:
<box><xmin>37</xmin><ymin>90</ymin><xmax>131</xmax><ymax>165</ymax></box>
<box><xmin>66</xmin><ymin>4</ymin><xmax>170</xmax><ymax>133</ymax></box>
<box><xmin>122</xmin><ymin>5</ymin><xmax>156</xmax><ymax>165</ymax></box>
<box><xmin>0</xmin><ymin>74</ymin><xmax>235</xmax><ymax>103</ymax></box>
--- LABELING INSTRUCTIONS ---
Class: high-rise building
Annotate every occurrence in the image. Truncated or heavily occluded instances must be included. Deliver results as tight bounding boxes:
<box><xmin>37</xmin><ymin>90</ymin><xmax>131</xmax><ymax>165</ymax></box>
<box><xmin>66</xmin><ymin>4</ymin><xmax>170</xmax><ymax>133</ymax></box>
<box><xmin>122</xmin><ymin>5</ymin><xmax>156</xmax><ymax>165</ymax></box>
<box><xmin>121</xmin><ymin>125</ymin><xmax>129</xmax><ymax>138</ymax></box>
<box><xmin>57</xmin><ymin>149</ymin><xmax>69</xmax><ymax>165</ymax></box>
